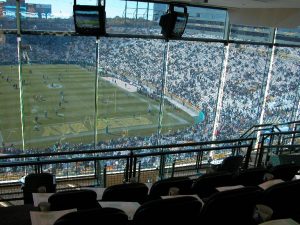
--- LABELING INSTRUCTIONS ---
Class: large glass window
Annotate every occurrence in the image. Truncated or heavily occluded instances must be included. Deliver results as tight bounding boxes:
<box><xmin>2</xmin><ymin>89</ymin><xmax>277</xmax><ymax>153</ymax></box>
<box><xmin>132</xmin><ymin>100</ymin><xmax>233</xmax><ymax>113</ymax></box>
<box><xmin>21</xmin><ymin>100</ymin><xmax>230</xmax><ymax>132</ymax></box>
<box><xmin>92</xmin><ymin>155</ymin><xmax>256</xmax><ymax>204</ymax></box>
<box><xmin>1</xmin><ymin>0</ymin><xmax>300</xmax><ymax>154</ymax></box>
<box><xmin>217</xmin><ymin>44</ymin><xmax>270</xmax><ymax>139</ymax></box>
<box><xmin>0</xmin><ymin>34</ymin><xmax>22</xmax><ymax>154</ymax></box>
<box><xmin>263</xmin><ymin>47</ymin><xmax>300</xmax><ymax>123</ymax></box>
<box><xmin>21</xmin><ymin>35</ymin><xmax>96</xmax><ymax>151</ymax></box>
<box><xmin>22</xmin><ymin>0</ymin><xmax>74</xmax><ymax>32</ymax></box>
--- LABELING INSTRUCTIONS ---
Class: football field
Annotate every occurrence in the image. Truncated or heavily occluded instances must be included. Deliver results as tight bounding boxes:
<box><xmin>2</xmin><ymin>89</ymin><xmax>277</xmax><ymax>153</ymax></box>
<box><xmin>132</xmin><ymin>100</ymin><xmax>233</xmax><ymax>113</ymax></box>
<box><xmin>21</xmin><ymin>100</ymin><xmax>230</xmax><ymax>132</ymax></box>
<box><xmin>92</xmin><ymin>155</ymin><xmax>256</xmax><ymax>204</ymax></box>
<box><xmin>0</xmin><ymin>64</ymin><xmax>193</xmax><ymax>149</ymax></box>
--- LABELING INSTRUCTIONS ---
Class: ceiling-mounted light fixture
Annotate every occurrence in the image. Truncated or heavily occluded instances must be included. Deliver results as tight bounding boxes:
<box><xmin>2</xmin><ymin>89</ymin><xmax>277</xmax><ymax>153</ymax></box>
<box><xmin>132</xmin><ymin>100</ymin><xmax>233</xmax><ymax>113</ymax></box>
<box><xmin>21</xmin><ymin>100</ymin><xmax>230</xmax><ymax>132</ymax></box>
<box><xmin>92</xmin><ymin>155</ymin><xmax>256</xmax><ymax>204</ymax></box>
<box><xmin>73</xmin><ymin>0</ymin><xmax>106</xmax><ymax>36</ymax></box>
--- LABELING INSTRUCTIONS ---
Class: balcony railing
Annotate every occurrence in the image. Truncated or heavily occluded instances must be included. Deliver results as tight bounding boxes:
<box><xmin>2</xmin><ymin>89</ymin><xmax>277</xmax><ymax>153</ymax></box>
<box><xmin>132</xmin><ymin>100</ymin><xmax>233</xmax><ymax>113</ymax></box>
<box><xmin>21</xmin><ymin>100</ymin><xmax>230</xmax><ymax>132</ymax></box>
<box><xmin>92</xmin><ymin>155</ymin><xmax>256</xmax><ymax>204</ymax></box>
<box><xmin>0</xmin><ymin>137</ymin><xmax>254</xmax><ymax>204</ymax></box>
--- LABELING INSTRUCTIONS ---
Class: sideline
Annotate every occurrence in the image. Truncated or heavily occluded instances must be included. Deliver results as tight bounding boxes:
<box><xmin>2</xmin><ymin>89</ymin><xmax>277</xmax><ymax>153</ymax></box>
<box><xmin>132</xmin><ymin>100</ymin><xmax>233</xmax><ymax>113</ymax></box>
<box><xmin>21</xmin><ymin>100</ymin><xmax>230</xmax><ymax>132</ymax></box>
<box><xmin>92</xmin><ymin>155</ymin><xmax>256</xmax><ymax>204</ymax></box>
<box><xmin>101</xmin><ymin>77</ymin><xmax>137</xmax><ymax>92</ymax></box>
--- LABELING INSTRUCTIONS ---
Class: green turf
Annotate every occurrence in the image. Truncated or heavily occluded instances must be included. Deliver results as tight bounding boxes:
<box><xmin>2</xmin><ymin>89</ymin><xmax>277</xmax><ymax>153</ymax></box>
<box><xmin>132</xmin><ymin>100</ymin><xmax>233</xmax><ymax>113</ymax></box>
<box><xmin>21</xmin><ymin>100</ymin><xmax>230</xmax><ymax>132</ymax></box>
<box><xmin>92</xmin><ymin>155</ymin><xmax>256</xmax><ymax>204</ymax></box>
<box><xmin>0</xmin><ymin>64</ymin><xmax>194</xmax><ymax>149</ymax></box>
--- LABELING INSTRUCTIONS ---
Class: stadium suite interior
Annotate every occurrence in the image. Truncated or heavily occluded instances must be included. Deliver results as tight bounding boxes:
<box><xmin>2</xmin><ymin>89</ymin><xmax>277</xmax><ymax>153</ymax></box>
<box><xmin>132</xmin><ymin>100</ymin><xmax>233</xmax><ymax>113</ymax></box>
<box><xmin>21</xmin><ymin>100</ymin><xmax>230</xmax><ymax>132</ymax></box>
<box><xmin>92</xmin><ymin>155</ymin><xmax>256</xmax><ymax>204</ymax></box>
<box><xmin>1</xmin><ymin>0</ymin><xmax>300</xmax><ymax>224</ymax></box>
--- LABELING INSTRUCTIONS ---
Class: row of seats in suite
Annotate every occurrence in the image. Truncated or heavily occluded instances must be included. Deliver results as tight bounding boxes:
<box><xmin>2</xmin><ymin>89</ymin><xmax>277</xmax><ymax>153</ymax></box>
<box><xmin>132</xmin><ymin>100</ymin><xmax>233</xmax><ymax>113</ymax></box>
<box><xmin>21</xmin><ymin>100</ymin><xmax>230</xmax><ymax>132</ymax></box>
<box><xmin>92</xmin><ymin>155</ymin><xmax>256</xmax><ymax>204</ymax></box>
<box><xmin>22</xmin><ymin>161</ymin><xmax>299</xmax><ymax>204</ymax></box>
<box><xmin>51</xmin><ymin>180</ymin><xmax>300</xmax><ymax>225</ymax></box>
<box><xmin>20</xmin><ymin>154</ymin><xmax>245</xmax><ymax>203</ymax></box>
<box><xmin>21</xmin><ymin>162</ymin><xmax>300</xmax><ymax>224</ymax></box>
<box><xmin>20</xmin><ymin>154</ymin><xmax>244</xmax><ymax>204</ymax></box>
<box><xmin>51</xmin><ymin>194</ymin><xmax>203</xmax><ymax>225</ymax></box>
<box><xmin>45</xmin><ymin>180</ymin><xmax>300</xmax><ymax>225</ymax></box>
<box><xmin>48</xmin><ymin>187</ymin><xmax>259</xmax><ymax>225</ymax></box>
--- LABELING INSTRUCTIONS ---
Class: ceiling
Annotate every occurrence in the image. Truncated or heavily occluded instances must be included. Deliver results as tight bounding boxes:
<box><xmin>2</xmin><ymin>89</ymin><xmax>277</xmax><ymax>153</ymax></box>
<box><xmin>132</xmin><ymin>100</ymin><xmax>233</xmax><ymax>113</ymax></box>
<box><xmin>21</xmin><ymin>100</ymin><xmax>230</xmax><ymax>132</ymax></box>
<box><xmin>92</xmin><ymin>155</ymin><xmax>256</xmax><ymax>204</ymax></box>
<box><xmin>140</xmin><ymin>0</ymin><xmax>300</xmax><ymax>8</ymax></box>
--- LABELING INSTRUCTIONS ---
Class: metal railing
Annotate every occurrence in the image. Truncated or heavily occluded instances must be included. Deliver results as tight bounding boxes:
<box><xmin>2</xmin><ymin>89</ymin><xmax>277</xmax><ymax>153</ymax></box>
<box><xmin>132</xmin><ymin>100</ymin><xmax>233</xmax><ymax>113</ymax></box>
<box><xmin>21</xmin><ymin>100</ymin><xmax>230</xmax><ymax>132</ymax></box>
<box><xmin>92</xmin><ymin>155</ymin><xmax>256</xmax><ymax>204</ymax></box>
<box><xmin>2</xmin><ymin>121</ymin><xmax>300</xmax><ymax>204</ymax></box>
<box><xmin>256</xmin><ymin>130</ymin><xmax>300</xmax><ymax>167</ymax></box>
<box><xmin>0</xmin><ymin>137</ymin><xmax>254</xmax><ymax>203</ymax></box>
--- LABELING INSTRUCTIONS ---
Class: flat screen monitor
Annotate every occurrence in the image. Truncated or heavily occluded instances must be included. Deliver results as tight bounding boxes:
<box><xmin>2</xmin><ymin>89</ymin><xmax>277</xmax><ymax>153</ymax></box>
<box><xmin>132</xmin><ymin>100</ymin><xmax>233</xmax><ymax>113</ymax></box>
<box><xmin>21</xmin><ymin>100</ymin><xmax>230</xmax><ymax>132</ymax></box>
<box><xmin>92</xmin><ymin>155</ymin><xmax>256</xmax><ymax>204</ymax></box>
<box><xmin>73</xmin><ymin>5</ymin><xmax>106</xmax><ymax>36</ymax></box>
<box><xmin>159</xmin><ymin>5</ymin><xmax>188</xmax><ymax>39</ymax></box>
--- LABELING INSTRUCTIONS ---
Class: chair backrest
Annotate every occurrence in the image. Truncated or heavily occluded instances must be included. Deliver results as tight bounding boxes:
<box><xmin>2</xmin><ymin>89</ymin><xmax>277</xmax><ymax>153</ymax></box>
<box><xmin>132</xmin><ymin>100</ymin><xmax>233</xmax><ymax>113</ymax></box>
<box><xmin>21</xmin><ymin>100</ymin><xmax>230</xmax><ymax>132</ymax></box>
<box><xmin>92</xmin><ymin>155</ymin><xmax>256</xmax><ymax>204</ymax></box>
<box><xmin>54</xmin><ymin>207</ymin><xmax>128</xmax><ymax>225</ymax></box>
<box><xmin>133</xmin><ymin>196</ymin><xmax>202</xmax><ymax>225</ymax></box>
<box><xmin>261</xmin><ymin>179</ymin><xmax>300</xmax><ymax>220</ymax></box>
<box><xmin>200</xmin><ymin>186</ymin><xmax>262</xmax><ymax>225</ymax></box>
<box><xmin>218</xmin><ymin>155</ymin><xmax>244</xmax><ymax>173</ymax></box>
<box><xmin>22</xmin><ymin>173</ymin><xmax>56</xmax><ymax>204</ymax></box>
<box><xmin>191</xmin><ymin>171</ymin><xmax>234</xmax><ymax>199</ymax></box>
<box><xmin>234</xmin><ymin>167</ymin><xmax>269</xmax><ymax>186</ymax></box>
<box><xmin>48</xmin><ymin>189</ymin><xmax>100</xmax><ymax>211</ymax></box>
<box><xmin>148</xmin><ymin>176</ymin><xmax>193</xmax><ymax>200</ymax></box>
<box><xmin>269</xmin><ymin>163</ymin><xmax>300</xmax><ymax>181</ymax></box>
<box><xmin>101</xmin><ymin>182</ymin><xmax>149</xmax><ymax>204</ymax></box>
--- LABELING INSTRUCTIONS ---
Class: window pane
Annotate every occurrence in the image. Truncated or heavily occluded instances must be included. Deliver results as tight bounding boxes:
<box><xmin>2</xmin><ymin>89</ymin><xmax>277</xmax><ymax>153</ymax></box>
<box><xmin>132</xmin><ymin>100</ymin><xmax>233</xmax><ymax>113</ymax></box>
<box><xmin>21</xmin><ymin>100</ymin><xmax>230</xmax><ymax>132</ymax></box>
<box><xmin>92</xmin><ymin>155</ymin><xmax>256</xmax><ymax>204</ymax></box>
<box><xmin>263</xmin><ymin>47</ymin><xmax>300</xmax><ymax>123</ymax></box>
<box><xmin>106</xmin><ymin>0</ymin><xmax>161</xmax><ymax>36</ymax></box>
<box><xmin>0</xmin><ymin>34</ymin><xmax>22</xmax><ymax>153</ymax></box>
<box><xmin>164</xmin><ymin>41</ymin><xmax>224</xmax><ymax>143</ymax></box>
<box><xmin>97</xmin><ymin>38</ymin><xmax>164</xmax><ymax>148</ymax></box>
<box><xmin>21</xmin><ymin>35</ymin><xmax>96</xmax><ymax>151</ymax></box>
<box><xmin>217</xmin><ymin>44</ymin><xmax>270</xmax><ymax>139</ymax></box>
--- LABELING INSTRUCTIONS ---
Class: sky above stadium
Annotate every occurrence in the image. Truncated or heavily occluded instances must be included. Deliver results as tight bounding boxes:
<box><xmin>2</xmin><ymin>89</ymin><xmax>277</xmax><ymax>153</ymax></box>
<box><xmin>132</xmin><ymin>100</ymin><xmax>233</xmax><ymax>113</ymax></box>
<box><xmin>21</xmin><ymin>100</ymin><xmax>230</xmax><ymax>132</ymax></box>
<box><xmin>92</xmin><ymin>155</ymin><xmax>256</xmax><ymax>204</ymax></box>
<box><xmin>22</xmin><ymin>0</ymin><xmax>153</xmax><ymax>18</ymax></box>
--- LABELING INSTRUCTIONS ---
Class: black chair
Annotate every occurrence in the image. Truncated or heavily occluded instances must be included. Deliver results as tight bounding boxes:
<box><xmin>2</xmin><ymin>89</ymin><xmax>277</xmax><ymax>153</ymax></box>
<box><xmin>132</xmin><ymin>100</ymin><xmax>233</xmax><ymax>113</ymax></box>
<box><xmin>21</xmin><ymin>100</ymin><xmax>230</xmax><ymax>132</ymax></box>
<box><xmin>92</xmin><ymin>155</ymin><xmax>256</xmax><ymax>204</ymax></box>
<box><xmin>199</xmin><ymin>186</ymin><xmax>262</xmax><ymax>225</ymax></box>
<box><xmin>48</xmin><ymin>189</ymin><xmax>101</xmax><ymax>211</ymax></box>
<box><xmin>148</xmin><ymin>176</ymin><xmax>193</xmax><ymax>200</ymax></box>
<box><xmin>101</xmin><ymin>182</ymin><xmax>148</xmax><ymax>204</ymax></box>
<box><xmin>22</xmin><ymin>173</ymin><xmax>56</xmax><ymax>205</ymax></box>
<box><xmin>234</xmin><ymin>167</ymin><xmax>269</xmax><ymax>186</ymax></box>
<box><xmin>268</xmin><ymin>163</ymin><xmax>300</xmax><ymax>181</ymax></box>
<box><xmin>191</xmin><ymin>171</ymin><xmax>234</xmax><ymax>199</ymax></box>
<box><xmin>211</xmin><ymin>155</ymin><xmax>244</xmax><ymax>174</ymax></box>
<box><xmin>54</xmin><ymin>207</ymin><xmax>128</xmax><ymax>225</ymax></box>
<box><xmin>261</xmin><ymin>179</ymin><xmax>300</xmax><ymax>222</ymax></box>
<box><xmin>132</xmin><ymin>196</ymin><xmax>202</xmax><ymax>225</ymax></box>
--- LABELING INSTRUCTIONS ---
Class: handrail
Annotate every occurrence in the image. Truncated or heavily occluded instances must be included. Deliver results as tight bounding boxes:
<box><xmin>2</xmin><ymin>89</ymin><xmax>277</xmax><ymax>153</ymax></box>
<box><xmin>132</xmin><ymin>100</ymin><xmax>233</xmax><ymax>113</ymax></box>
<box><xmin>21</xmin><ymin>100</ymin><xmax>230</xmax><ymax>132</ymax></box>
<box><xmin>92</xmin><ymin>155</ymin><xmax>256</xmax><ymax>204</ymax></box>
<box><xmin>259</xmin><ymin>144</ymin><xmax>300</xmax><ymax>149</ymax></box>
<box><xmin>0</xmin><ymin>138</ymin><xmax>254</xmax><ymax>188</ymax></box>
<box><xmin>275</xmin><ymin>120</ymin><xmax>300</xmax><ymax>126</ymax></box>
<box><xmin>261</xmin><ymin>130</ymin><xmax>300</xmax><ymax>136</ymax></box>
<box><xmin>240</xmin><ymin>120</ymin><xmax>300</xmax><ymax>139</ymax></box>
<box><xmin>240</xmin><ymin>124</ymin><xmax>274</xmax><ymax>138</ymax></box>
<box><xmin>0</xmin><ymin>144</ymin><xmax>252</xmax><ymax>168</ymax></box>
<box><xmin>255</xmin><ymin>129</ymin><xmax>300</xmax><ymax>167</ymax></box>
<box><xmin>0</xmin><ymin>137</ymin><xmax>255</xmax><ymax>160</ymax></box>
